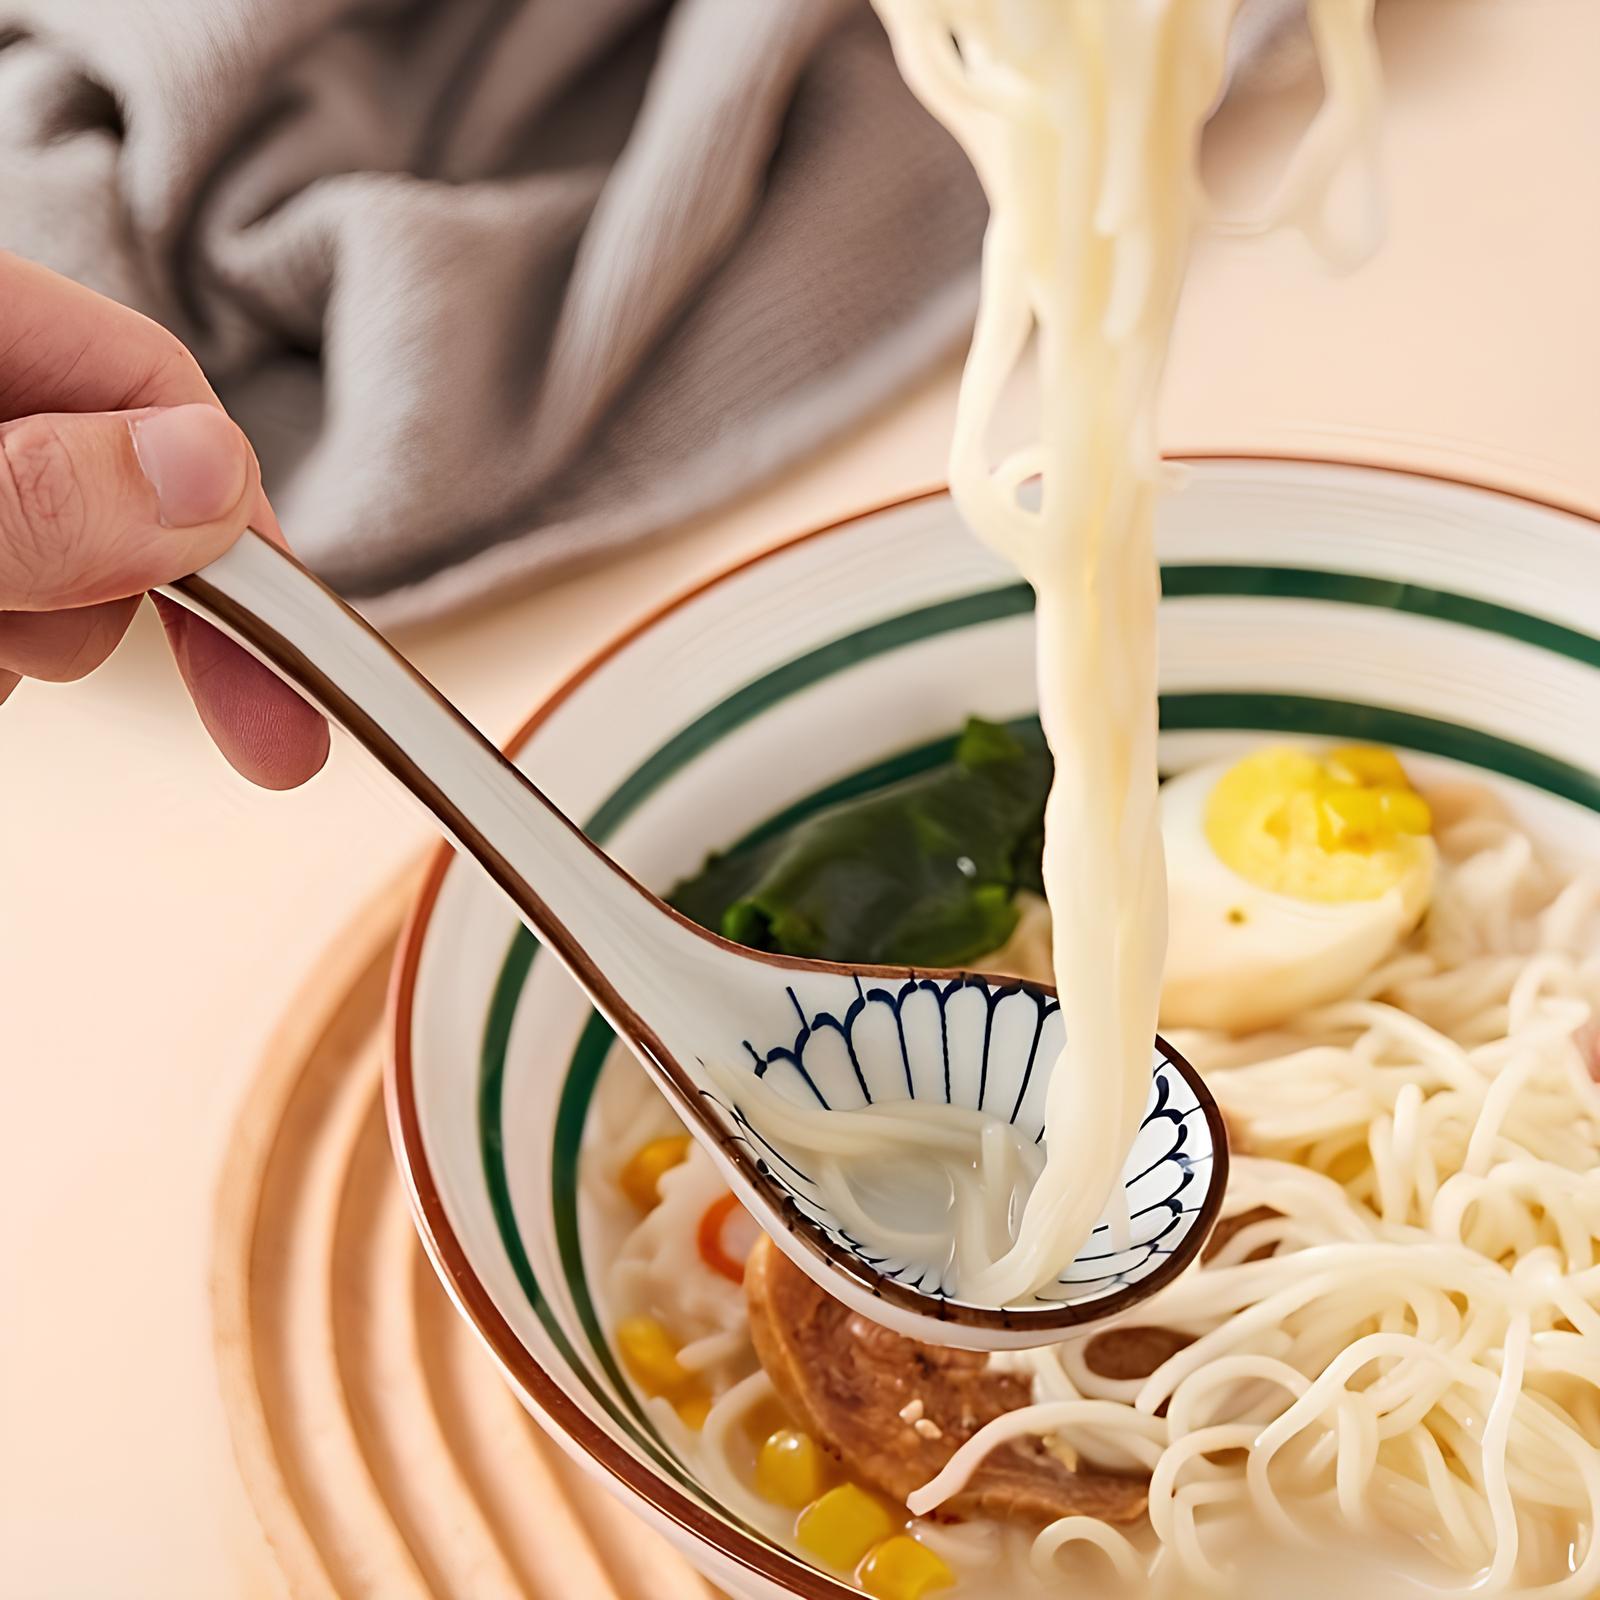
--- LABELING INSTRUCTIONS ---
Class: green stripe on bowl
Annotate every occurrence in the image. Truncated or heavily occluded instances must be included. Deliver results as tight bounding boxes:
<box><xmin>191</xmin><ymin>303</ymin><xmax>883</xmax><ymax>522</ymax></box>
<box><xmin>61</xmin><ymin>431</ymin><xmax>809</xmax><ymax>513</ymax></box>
<box><xmin>1161</xmin><ymin>695</ymin><xmax>1600</xmax><ymax>809</ymax></box>
<box><xmin>478</xmin><ymin>937</ymin><xmax>706</xmax><ymax>1495</ymax></box>
<box><xmin>584</xmin><ymin>585</ymin><xmax>1032</xmax><ymax>844</ymax></box>
<box><xmin>474</xmin><ymin>567</ymin><xmax>1600</xmax><ymax>1503</ymax></box>
<box><xmin>1161</xmin><ymin>566</ymin><xmax>1600</xmax><ymax>667</ymax></box>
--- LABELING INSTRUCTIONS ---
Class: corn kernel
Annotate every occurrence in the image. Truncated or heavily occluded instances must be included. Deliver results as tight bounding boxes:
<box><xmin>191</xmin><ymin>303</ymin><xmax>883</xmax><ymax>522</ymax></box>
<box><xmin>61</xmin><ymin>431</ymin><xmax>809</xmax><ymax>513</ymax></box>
<box><xmin>757</xmin><ymin>1428</ymin><xmax>825</xmax><ymax>1509</ymax></box>
<box><xmin>615</xmin><ymin>1317</ymin><xmax>691</xmax><ymax>1397</ymax></box>
<box><xmin>858</xmin><ymin>1536</ymin><xmax>955</xmax><ymax>1600</ymax></box>
<box><xmin>796</xmin><ymin>1484</ymin><xmax>896</xmax><ymax>1569</ymax></box>
<box><xmin>1380</xmin><ymin>786</ymin><xmax>1432</xmax><ymax>835</ymax></box>
<box><xmin>1318</xmin><ymin>786</ymin><xmax>1383</xmax><ymax>849</ymax></box>
<box><xmin>1327</xmin><ymin>744</ymin><xmax>1410</xmax><ymax>791</ymax></box>
<box><xmin>742</xmin><ymin>1396</ymin><xmax>793</xmax><ymax>1444</ymax></box>
<box><xmin>674</xmin><ymin>1390</ymin><xmax>712</xmax><ymax>1430</ymax></box>
<box><xmin>619</xmin><ymin>1135</ymin><xmax>690</xmax><ymax>1211</ymax></box>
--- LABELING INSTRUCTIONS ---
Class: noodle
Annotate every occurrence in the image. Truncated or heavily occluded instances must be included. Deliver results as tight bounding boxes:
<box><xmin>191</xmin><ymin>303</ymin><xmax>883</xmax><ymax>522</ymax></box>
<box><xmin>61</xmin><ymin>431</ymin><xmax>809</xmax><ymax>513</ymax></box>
<box><xmin>861</xmin><ymin>0</ymin><xmax>1384</xmax><ymax>1301</ymax></box>
<box><xmin>903</xmin><ymin>800</ymin><xmax>1600</xmax><ymax>1594</ymax></box>
<box><xmin>701</xmin><ymin>1057</ymin><xmax>1046</xmax><ymax>1290</ymax></box>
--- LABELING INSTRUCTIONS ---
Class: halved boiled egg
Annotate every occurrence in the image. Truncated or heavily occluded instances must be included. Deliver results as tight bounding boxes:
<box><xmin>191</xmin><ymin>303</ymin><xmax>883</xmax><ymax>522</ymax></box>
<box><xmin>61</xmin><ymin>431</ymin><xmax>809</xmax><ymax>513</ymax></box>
<box><xmin>1159</xmin><ymin>745</ymin><xmax>1436</xmax><ymax>1034</ymax></box>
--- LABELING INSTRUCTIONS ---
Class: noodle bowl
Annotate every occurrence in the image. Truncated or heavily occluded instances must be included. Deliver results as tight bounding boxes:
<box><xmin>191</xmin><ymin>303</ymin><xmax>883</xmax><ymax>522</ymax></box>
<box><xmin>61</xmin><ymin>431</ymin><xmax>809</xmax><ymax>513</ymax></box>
<box><xmin>391</xmin><ymin>465</ymin><xmax>1600</xmax><ymax>1600</ymax></box>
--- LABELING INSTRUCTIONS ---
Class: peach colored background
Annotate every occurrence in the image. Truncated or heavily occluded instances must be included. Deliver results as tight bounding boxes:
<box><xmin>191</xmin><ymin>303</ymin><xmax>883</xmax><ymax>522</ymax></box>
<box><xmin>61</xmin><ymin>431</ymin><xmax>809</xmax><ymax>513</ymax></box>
<box><xmin>2</xmin><ymin>2</ymin><xmax>1596</xmax><ymax>1595</ymax></box>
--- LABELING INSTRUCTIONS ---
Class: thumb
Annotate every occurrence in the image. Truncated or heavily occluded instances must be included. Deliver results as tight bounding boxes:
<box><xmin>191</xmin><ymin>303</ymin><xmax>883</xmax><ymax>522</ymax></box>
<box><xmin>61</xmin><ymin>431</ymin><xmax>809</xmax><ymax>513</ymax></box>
<box><xmin>0</xmin><ymin>403</ymin><xmax>255</xmax><ymax>611</ymax></box>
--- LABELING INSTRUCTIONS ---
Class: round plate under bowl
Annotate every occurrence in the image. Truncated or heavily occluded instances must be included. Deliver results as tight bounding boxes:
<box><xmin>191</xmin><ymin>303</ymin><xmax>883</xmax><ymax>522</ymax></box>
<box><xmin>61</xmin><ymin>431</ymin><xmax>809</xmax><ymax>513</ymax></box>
<box><xmin>387</xmin><ymin>460</ymin><xmax>1600</xmax><ymax>1600</ymax></box>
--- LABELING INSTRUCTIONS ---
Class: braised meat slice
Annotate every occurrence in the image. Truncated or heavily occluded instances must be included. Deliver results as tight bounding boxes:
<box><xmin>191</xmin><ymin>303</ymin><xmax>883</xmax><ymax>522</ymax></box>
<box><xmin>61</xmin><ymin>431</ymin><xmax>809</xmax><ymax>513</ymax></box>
<box><xmin>1082</xmin><ymin>1325</ymin><xmax>1193</xmax><ymax>1381</ymax></box>
<box><xmin>744</xmin><ymin>1238</ymin><xmax>1148</xmax><ymax>1525</ymax></box>
<box><xmin>1204</xmin><ymin>1205</ymin><xmax>1280</xmax><ymax>1263</ymax></box>
<box><xmin>1080</xmin><ymin>1206</ymin><xmax>1281</xmax><ymax>1384</ymax></box>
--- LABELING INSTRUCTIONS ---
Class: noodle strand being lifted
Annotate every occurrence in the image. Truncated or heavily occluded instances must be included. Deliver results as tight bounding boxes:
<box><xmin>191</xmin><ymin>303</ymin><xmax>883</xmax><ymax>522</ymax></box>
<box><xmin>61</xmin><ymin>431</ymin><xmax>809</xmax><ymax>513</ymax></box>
<box><xmin>807</xmin><ymin>0</ymin><xmax>1384</xmax><ymax>1301</ymax></box>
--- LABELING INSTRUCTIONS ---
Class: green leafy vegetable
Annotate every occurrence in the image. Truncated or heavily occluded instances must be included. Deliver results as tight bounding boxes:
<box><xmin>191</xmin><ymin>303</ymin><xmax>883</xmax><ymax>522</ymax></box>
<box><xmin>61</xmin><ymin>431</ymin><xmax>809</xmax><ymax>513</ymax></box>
<box><xmin>669</xmin><ymin>718</ymin><xmax>1050</xmax><ymax>967</ymax></box>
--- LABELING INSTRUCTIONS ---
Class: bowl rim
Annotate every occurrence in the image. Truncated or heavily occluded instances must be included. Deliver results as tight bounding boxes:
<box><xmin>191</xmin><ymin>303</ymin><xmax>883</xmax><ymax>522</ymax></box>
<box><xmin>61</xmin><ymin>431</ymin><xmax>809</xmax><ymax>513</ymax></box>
<box><xmin>384</xmin><ymin>455</ymin><xmax>1597</xmax><ymax>1600</ymax></box>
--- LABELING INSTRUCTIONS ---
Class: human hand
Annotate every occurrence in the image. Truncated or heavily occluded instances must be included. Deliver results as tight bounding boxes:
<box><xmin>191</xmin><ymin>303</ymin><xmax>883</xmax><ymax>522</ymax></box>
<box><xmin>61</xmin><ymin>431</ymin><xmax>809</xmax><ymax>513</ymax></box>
<box><xmin>0</xmin><ymin>253</ymin><xmax>328</xmax><ymax>788</ymax></box>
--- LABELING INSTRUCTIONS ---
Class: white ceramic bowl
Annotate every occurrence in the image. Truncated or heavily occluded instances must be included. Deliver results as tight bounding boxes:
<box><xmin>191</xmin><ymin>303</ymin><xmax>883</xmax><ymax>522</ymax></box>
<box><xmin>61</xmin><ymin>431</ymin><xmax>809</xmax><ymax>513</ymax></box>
<box><xmin>387</xmin><ymin>460</ymin><xmax>1600</xmax><ymax>1600</ymax></box>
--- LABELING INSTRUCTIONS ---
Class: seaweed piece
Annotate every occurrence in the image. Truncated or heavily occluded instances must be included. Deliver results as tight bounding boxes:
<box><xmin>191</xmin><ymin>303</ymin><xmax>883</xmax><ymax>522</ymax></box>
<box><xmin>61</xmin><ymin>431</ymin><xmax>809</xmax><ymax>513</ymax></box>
<box><xmin>669</xmin><ymin>718</ymin><xmax>1050</xmax><ymax>967</ymax></box>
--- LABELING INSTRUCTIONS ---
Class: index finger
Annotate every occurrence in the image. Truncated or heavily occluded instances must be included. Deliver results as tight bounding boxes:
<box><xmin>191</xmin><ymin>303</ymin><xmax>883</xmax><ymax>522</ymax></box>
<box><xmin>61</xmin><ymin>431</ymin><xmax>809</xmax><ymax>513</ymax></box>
<box><xmin>0</xmin><ymin>253</ymin><xmax>329</xmax><ymax>787</ymax></box>
<box><xmin>0</xmin><ymin>252</ymin><xmax>219</xmax><ymax>420</ymax></box>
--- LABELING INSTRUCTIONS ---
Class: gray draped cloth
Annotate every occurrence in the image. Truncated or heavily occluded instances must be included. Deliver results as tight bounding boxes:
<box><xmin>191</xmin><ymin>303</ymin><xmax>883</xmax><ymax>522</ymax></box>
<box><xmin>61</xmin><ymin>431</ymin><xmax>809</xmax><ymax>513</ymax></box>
<box><xmin>0</xmin><ymin>0</ymin><xmax>1300</xmax><ymax>626</ymax></box>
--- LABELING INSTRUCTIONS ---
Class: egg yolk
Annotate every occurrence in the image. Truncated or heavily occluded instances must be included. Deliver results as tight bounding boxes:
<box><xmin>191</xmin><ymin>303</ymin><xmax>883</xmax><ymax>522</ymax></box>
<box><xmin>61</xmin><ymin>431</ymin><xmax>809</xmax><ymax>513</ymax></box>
<box><xmin>1204</xmin><ymin>745</ymin><xmax>1432</xmax><ymax>903</ymax></box>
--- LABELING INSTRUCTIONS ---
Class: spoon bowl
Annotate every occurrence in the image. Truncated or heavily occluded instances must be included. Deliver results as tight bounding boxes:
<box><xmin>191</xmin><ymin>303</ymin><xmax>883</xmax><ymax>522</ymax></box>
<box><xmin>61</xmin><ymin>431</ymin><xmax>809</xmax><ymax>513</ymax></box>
<box><xmin>163</xmin><ymin>529</ymin><xmax>1226</xmax><ymax>1349</ymax></box>
<box><xmin>685</xmin><ymin>956</ymin><xmax>1225</xmax><ymax>1346</ymax></box>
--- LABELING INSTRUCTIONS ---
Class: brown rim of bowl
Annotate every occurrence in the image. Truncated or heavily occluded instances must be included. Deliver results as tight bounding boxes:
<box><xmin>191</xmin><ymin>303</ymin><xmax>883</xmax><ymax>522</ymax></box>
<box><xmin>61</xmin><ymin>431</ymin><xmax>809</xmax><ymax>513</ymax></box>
<box><xmin>384</xmin><ymin>457</ymin><xmax>1598</xmax><ymax>1600</ymax></box>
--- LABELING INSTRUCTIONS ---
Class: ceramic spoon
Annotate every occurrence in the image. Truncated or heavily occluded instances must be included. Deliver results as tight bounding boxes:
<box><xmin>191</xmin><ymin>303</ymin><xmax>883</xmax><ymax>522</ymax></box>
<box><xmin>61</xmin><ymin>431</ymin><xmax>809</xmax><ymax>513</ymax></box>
<box><xmin>161</xmin><ymin>530</ymin><xmax>1227</xmax><ymax>1351</ymax></box>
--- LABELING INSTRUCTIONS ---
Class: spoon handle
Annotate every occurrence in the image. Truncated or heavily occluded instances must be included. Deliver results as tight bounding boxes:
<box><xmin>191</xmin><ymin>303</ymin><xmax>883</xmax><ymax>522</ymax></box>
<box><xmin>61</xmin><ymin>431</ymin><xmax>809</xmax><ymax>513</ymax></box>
<box><xmin>159</xmin><ymin>529</ymin><xmax>673</xmax><ymax>1018</ymax></box>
